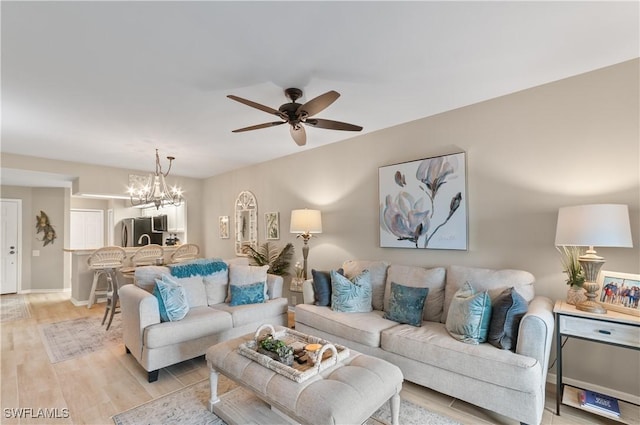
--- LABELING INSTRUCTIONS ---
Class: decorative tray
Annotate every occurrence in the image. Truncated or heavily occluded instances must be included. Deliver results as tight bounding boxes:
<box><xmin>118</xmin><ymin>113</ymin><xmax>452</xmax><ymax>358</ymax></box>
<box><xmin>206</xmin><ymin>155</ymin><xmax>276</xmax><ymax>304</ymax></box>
<box><xmin>238</xmin><ymin>324</ymin><xmax>350</xmax><ymax>383</ymax></box>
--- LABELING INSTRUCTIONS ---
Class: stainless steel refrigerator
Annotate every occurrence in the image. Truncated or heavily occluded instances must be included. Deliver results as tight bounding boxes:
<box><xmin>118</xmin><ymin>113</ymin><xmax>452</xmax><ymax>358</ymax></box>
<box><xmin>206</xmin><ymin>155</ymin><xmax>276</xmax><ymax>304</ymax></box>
<box><xmin>121</xmin><ymin>217</ymin><xmax>163</xmax><ymax>247</ymax></box>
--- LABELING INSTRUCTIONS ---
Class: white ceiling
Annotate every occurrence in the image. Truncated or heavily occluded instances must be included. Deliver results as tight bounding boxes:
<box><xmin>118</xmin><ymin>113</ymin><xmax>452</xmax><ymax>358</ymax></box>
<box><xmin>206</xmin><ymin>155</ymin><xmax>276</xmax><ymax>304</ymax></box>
<box><xmin>2</xmin><ymin>1</ymin><xmax>638</xmax><ymax>185</ymax></box>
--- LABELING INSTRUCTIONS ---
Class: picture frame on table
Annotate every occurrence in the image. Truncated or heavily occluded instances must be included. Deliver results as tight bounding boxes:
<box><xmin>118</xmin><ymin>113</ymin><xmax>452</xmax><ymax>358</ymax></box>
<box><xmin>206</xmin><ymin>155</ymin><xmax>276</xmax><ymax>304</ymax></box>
<box><xmin>597</xmin><ymin>270</ymin><xmax>640</xmax><ymax>317</ymax></box>
<box><xmin>265</xmin><ymin>212</ymin><xmax>279</xmax><ymax>240</ymax></box>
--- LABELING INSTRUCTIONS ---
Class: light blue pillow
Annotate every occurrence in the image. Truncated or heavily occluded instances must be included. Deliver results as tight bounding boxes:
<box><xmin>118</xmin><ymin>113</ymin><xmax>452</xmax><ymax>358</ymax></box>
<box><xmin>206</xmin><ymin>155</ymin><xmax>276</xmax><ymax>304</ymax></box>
<box><xmin>445</xmin><ymin>281</ymin><xmax>492</xmax><ymax>344</ymax></box>
<box><xmin>230</xmin><ymin>281</ymin><xmax>265</xmax><ymax>306</ymax></box>
<box><xmin>331</xmin><ymin>269</ymin><xmax>372</xmax><ymax>313</ymax></box>
<box><xmin>384</xmin><ymin>282</ymin><xmax>429</xmax><ymax>327</ymax></box>
<box><xmin>153</xmin><ymin>275</ymin><xmax>190</xmax><ymax>322</ymax></box>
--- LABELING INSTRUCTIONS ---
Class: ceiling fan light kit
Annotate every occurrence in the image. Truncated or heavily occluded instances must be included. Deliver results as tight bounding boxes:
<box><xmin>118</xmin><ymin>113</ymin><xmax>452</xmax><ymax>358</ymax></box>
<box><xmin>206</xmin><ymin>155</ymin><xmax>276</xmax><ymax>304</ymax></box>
<box><xmin>228</xmin><ymin>88</ymin><xmax>362</xmax><ymax>146</ymax></box>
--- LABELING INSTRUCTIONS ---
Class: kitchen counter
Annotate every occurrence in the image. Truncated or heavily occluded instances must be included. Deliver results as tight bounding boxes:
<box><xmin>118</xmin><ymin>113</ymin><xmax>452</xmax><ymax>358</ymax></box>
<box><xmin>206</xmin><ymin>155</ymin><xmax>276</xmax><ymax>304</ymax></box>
<box><xmin>65</xmin><ymin>246</ymin><xmax>182</xmax><ymax>306</ymax></box>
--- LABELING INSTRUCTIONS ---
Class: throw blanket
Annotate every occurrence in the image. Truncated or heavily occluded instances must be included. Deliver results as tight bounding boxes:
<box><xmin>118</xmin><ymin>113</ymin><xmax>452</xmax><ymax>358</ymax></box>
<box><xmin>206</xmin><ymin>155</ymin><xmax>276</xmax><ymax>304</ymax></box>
<box><xmin>169</xmin><ymin>258</ymin><xmax>228</xmax><ymax>278</ymax></box>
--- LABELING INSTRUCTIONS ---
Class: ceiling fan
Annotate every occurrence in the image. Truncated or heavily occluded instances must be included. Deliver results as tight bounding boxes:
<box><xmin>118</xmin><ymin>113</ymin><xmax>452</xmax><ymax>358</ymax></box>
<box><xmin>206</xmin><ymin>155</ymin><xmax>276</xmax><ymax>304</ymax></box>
<box><xmin>227</xmin><ymin>88</ymin><xmax>363</xmax><ymax>146</ymax></box>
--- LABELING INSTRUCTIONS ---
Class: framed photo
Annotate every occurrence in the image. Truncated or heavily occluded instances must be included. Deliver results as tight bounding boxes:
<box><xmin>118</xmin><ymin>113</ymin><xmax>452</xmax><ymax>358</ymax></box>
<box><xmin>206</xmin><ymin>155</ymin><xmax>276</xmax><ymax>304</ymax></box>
<box><xmin>265</xmin><ymin>212</ymin><xmax>279</xmax><ymax>240</ymax></box>
<box><xmin>597</xmin><ymin>270</ymin><xmax>640</xmax><ymax>317</ymax></box>
<box><xmin>379</xmin><ymin>151</ymin><xmax>467</xmax><ymax>250</ymax></box>
<box><xmin>219</xmin><ymin>216</ymin><xmax>229</xmax><ymax>239</ymax></box>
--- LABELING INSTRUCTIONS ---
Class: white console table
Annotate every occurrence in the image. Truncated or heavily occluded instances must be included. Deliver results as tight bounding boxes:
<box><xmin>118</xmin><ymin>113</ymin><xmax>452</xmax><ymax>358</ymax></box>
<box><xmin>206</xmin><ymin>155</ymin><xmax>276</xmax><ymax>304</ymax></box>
<box><xmin>554</xmin><ymin>300</ymin><xmax>640</xmax><ymax>423</ymax></box>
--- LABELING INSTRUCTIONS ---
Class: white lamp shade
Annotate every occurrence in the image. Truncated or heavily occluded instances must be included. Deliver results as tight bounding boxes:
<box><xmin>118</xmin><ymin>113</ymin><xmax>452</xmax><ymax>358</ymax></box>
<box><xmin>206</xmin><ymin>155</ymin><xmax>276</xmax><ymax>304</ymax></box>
<box><xmin>290</xmin><ymin>209</ymin><xmax>322</xmax><ymax>234</ymax></box>
<box><xmin>555</xmin><ymin>204</ymin><xmax>633</xmax><ymax>247</ymax></box>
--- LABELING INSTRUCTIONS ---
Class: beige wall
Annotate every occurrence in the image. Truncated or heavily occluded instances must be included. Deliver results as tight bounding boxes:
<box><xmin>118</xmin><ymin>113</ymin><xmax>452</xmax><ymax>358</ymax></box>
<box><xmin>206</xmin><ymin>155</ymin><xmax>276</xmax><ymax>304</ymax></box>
<box><xmin>202</xmin><ymin>60</ymin><xmax>639</xmax><ymax>396</ymax></box>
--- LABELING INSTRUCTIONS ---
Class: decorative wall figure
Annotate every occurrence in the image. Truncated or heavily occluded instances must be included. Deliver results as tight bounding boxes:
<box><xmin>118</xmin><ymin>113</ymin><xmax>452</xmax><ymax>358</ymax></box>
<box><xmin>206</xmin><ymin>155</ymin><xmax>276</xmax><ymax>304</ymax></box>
<box><xmin>379</xmin><ymin>152</ymin><xmax>467</xmax><ymax>250</ymax></box>
<box><xmin>36</xmin><ymin>210</ymin><xmax>57</xmax><ymax>246</ymax></box>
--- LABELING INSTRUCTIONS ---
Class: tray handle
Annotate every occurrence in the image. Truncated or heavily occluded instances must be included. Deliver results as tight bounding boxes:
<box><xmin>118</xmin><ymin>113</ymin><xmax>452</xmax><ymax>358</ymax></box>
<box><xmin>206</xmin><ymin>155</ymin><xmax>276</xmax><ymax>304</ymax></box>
<box><xmin>254</xmin><ymin>324</ymin><xmax>276</xmax><ymax>343</ymax></box>
<box><xmin>316</xmin><ymin>343</ymin><xmax>338</xmax><ymax>372</ymax></box>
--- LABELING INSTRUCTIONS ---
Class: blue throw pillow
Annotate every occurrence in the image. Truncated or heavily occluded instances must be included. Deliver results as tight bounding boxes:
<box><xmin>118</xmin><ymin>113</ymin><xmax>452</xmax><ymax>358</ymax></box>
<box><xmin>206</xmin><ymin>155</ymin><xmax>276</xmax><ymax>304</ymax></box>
<box><xmin>311</xmin><ymin>268</ymin><xmax>343</xmax><ymax>306</ymax></box>
<box><xmin>154</xmin><ymin>275</ymin><xmax>189</xmax><ymax>322</ymax></box>
<box><xmin>445</xmin><ymin>281</ymin><xmax>492</xmax><ymax>344</ymax></box>
<box><xmin>331</xmin><ymin>269</ymin><xmax>372</xmax><ymax>313</ymax></box>
<box><xmin>169</xmin><ymin>258</ymin><xmax>228</xmax><ymax>278</ymax></box>
<box><xmin>384</xmin><ymin>282</ymin><xmax>429</xmax><ymax>327</ymax></box>
<box><xmin>488</xmin><ymin>287</ymin><xmax>528</xmax><ymax>351</ymax></box>
<box><xmin>230</xmin><ymin>281</ymin><xmax>265</xmax><ymax>306</ymax></box>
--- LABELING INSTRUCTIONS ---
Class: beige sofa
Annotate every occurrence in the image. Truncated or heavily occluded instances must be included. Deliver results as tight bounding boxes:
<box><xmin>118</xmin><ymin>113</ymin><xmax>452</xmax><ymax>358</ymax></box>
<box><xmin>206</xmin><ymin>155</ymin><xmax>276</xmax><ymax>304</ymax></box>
<box><xmin>295</xmin><ymin>261</ymin><xmax>554</xmax><ymax>425</ymax></box>
<box><xmin>120</xmin><ymin>258</ymin><xmax>289</xmax><ymax>382</ymax></box>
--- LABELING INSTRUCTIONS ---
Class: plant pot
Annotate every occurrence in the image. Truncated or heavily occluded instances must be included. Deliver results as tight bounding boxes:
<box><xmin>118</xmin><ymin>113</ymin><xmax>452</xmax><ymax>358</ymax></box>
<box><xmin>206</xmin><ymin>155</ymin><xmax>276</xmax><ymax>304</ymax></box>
<box><xmin>566</xmin><ymin>286</ymin><xmax>587</xmax><ymax>305</ymax></box>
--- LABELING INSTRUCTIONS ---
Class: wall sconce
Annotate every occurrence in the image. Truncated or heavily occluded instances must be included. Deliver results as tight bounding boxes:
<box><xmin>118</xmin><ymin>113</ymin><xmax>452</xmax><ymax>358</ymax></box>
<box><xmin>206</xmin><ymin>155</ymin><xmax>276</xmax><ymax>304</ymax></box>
<box><xmin>290</xmin><ymin>209</ymin><xmax>322</xmax><ymax>279</ymax></box>
<box><xmin>555</xmin><ymin>204</ymin><xmax>633</xmax><ymax>313</ymax></box>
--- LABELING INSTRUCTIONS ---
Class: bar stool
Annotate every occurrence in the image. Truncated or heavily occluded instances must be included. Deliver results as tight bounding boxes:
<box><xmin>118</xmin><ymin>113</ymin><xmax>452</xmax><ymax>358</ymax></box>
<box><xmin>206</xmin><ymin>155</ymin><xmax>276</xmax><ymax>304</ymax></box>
<box><xmin>87</xmin><ymin>246</ymin><xmax>126</xmax><ymax>309</ymax></box>
<box><xmin>169</xmin><ymin>243</ymin><xmax>200</xmax><ymax>263</ymax></box>
<box><xmin>131</xmin><ymin>244</ymin><xmax>164</xmax><ymax>266</ymax></box>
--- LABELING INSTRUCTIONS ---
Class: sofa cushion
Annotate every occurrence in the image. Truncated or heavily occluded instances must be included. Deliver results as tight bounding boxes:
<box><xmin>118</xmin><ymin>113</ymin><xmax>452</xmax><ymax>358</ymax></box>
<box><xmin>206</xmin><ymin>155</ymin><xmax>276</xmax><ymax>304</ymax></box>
<box><xmin>331</xmin><ymin>269</ymin><xmax>372</xmax><ymax>313</ymax></box>
<box><xmin>445</xmin><ymin>282</ymin><xmax>492</xmax><ymax>344</ymax></box>
<box><xmin>229</xmin><ymin>281</ymin><xmax>265</xmax><ymax>306</ymax></box>
<box><xmin>203</xmin><ymin>269</ymin><xmax>229</xmax><ymax>306</ymax></box>
<box><xmin>144</xmin><ymin>306</ymin><xmax>232</xmax><ymax>348</ymax></box>
<box><xmin>384</xmin><ymin>265</ymin><xmax>446</xmax><ymax>322</ymax></box>
<box><xmin>226</xmin><ymin>264</ymin><xmax>270</xmax><ymax>302</ymax></box>
<box><xmin>153</xmin><ymin>276</ymin><xmax>190</xmax><ymax>322</ymax></box>
<box><xmin>295</xmin><ymin>304</ymin><xmax>398</xmax><ymax>348</ymax></box>
<box><xmin>311</xmin><ymin>268</ymin><xmax>343</xmax><ymax>306</ymax></box>
<box><xmin>134</xmin><ymin>266</ymin><xmax>171</xmax><ymax>292</ymax></box>
<box><xmin>212</xmin><ymin>298</ymin><xmax>288</xmax><ymax>328</ymax></box>
<box><xmin>380</xmin><ymin>322</ymin><xmax>541</xmax><ymax>393</ymax></box>
<box><xmin>342</xmin><ymin>260</ymin><xmax>389</xmax><ymax>311</ymax></box>
<box><xmin>174</xmin><ymin>275</ymin><xmax>208</xmax><ymax>308</ymax></box>
<box><xmin>384</xmin><ymin>282</ymin><xmax>429</xmax><ymax>327</ymax></box>
<box><xmin>488</xmin><ymin>287</ymin><xmax>528</xmax><ymax>351</ymax></box>
<box><xmin>442</xmin><ymin>266</ymin><xmax>535</xmax><ymax>323</ymax></box>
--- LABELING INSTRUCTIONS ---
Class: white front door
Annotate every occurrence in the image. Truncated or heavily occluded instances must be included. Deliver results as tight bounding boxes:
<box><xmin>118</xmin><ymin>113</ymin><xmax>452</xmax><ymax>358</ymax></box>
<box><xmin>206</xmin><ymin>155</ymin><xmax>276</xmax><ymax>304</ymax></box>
<box><xmin>1</xmin><ymin>199</ymin><xmax>21</xmax><ymax>294</ymax></box>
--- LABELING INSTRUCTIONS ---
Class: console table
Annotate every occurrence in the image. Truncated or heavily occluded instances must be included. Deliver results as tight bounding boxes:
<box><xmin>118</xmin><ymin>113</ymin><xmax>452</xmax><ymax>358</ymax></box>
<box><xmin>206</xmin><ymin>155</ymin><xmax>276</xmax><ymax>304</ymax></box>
<box><xmin>554</xmin><ymin>300</ymin><xmax>640</xmax><ymax>423</ymax></box>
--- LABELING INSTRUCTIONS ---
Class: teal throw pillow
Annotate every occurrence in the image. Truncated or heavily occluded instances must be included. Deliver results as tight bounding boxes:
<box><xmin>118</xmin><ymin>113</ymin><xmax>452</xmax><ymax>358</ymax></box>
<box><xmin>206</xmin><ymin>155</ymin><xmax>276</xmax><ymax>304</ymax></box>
<box><xmin>488</xmin><ymin>287</ymin><xmax>528</xmax><ymax>351</ymax></box>
<box><xmin>153</xmin><ymin>275</ymin><xmax>189</xmax><ymax>322</ymax></box>
<box><xmin>331</xmin><ymin>269</ymin><xmax>372</xmax><ymax>313</ymax></box>
<box><xmin>230</xmin><ymin>281</ymin><xmax>266</xmax><ymax>306</ymax></box>
<box><xmin>445</xmin><ymin>281</ymin><xmax>492</xmax><ymax>344</ymax></box>
<box><xmin>384</xmin><ymin>282</ymin><xmax>429</xmax><ymax>327</ymax></box>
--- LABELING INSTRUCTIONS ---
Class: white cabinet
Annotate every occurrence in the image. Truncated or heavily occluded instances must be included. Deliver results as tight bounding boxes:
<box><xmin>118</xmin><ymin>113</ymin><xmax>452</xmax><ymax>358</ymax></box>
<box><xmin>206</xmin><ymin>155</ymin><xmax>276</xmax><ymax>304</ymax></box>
<box><xmin>70</xmin><ymin>209</ymin><xmax>104</xmax><ymax>249</ymax></box>
<box><xmin>141</xmin><ymin>203</ymin><xmax>186</xmax><ymax>233</ymax></box>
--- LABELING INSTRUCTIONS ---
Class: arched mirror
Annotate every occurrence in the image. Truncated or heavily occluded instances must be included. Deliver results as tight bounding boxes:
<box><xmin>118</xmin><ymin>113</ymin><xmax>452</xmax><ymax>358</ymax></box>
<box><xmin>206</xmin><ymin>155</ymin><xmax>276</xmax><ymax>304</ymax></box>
<box><xmin>235</xmin><ymin>190</ymin><xmax>257</xmax><ymax>256</ymax></box>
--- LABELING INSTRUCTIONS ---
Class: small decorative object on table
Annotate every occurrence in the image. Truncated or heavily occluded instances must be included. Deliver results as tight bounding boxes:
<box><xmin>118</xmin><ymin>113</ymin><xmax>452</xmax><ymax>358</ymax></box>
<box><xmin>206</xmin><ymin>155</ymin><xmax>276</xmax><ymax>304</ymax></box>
<box><xmin>258</xmin><ymin>333</ymin><xmax>294</xmax><ymax>366</ymax></box>
<box><xmin>556</xmin><ymin>246</ymin><xmax>586</xmax><ymax>305</ymax></box>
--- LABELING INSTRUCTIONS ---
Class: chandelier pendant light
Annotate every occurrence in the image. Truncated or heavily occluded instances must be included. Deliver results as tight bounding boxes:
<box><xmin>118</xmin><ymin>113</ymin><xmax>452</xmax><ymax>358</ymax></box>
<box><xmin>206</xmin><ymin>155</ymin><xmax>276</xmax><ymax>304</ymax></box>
<box><xmin>127</xmin><ymin>149</ymin><xmax>184</xmax><ymax>209</ymax></box>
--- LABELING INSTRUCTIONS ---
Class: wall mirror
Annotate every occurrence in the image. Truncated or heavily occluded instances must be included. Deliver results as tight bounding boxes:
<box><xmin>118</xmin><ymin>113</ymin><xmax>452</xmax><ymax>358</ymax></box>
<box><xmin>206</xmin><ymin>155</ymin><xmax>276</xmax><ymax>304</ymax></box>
<box><xmin>235</xmin><ymin>190</ymin><xmax>257</xmax><ymax>256</ymax></box>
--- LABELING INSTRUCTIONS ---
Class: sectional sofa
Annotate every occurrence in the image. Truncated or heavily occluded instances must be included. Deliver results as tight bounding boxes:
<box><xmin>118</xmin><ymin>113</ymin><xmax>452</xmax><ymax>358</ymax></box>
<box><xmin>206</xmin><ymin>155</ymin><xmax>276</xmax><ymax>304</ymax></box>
<box><xmin>295</xmin><ymin>260</ymin><xmax>555</xmax><ymax>425</ymax></box>
<box><xmin>119</xmin><ymin>258</ymin><xmax>289</xmax><ymax>382</ymax></box>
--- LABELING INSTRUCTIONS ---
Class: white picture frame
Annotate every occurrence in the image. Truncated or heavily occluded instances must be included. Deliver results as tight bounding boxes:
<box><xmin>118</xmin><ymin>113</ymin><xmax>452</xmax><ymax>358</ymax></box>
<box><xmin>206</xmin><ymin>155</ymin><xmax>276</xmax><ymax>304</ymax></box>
<box><xmin>597</xmin><ymin>270</ymin><xmax>640</xmax><ymax>317</ymax></box>
<box><xmin>265</xmin><ymin>212</ymin><xmax>279</xmax><ymax>240</ymax></box>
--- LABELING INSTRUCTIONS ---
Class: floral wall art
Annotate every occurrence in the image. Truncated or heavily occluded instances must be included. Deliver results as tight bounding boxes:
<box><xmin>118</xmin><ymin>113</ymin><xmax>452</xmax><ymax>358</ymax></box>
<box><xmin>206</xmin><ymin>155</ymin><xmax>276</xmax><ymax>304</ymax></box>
<box><xmin>379</xmin><ymin>152</ymin><xmax>467</xmax><ymax>250</ymax></box>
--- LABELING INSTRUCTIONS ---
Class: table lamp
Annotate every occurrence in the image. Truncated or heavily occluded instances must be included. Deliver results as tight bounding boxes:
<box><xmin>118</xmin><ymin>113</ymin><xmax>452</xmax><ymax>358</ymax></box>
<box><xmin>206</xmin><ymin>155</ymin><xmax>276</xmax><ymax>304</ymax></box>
<box><xmin>555</xmin><ymin>204</ymin><xmax>633</xmax><ymax>313</ymax></box>
<box><xmin>290</xmin><ymin>209</ymin><xmax>322</xmax><ymax>279</ymax></box>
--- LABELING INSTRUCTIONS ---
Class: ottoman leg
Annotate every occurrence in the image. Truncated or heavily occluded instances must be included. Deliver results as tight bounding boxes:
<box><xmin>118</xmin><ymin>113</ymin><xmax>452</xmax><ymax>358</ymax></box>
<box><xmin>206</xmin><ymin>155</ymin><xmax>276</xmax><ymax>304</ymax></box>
<box><xmin>209</xmin><ymin>369</ymin><xmax>220</xmax><ymax>412</ymax></box>
<box><xmin>390</xmin><ymin>392</ymin><xmax>400</xmax><ymax>425</ymax></box>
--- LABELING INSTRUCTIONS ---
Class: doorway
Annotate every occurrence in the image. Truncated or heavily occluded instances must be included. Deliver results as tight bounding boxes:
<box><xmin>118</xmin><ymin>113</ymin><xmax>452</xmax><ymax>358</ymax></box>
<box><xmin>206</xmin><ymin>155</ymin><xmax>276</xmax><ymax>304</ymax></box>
<box><xmin>1</xmin><ymin>199</ymin><xmax>21</xmax><ymax>294</ymax></box>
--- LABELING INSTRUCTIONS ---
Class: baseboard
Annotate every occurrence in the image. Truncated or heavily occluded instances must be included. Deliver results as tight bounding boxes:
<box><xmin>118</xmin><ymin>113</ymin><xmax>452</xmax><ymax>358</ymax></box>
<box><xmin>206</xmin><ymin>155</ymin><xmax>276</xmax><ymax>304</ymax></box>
<box><xmin>19</xmin><ymin>288</ymin><xmax>70</xmax><ymax>294</ymax></box>
<box><xmin>547</xmin><ymin>372</ymin><xmax>640</xmax><ymax>405</ymax></box>
<box><xmin>70</xmin><ymin>296</ymin><xmax>106</xmax><ymax>307</ymax></box>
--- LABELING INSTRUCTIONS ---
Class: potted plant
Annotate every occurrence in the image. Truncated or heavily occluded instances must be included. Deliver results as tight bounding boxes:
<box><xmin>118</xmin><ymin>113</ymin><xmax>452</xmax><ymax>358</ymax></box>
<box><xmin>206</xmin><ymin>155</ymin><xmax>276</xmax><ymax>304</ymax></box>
<box><xmin>557</xmin><ymin>245</ymin><xmax>586</xmax><ymax>305</ymax></box>
<box><xmin>243</xmin><ymin>242</ymin><xmax>295</xmax><ymax>276</ymax></box>
<box><xmin>258</xmin><ymin>333</ymin><xmax>294</xmax><ymax>366</ymax></box>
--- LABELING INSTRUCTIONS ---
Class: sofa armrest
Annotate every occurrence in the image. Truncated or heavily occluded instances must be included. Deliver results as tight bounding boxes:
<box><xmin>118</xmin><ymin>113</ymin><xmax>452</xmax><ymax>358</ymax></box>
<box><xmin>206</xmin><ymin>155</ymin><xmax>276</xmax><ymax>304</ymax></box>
<box><xmin>119</xmin><ymin>284</ymin><xmax>161</xmax><ymax>360</ymax></box>
<box><xmin>302</xmin><ymin>279</ymin><xmax>315</xmax><ymax>304</ymax></box>
<box><xmin>516</xmin><ymin>296</ymin><xmax>555</xmax><ymax>376</ymax></box>
<box><xmin>267</xmin><ymin>274</ymin><xmax>283</xmax><ymax>299</ymax></box>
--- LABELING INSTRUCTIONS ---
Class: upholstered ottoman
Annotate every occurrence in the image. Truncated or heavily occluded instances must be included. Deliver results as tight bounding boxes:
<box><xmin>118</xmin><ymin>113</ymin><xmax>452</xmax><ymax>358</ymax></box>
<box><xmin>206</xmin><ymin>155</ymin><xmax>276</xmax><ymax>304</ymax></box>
<box><xmin>206</xmin><ymin>328</ymin><xmax>403</xmax><ymax>425</ymax></box>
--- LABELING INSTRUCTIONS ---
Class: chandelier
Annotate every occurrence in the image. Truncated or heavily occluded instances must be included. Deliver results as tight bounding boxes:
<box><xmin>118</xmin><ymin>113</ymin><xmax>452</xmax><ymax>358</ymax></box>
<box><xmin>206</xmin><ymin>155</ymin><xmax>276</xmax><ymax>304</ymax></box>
<box><xmin>127</xmin><ymin>149</ymin><xmax>184</xmax><ymax>209</ymax></box>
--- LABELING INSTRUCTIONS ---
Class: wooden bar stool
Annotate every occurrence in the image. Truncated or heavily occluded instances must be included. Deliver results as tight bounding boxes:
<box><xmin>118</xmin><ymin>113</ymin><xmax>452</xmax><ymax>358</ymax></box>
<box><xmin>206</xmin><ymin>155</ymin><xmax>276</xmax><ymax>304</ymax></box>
<box><xmin>87</xmin><ymin>246</ymin><xmax>126</xmax><ymax>309</ymax></box>
<box><xmin>169</xmin><ymin>243</ymin><xmax>200</xmax><ymax>263</ymax></box>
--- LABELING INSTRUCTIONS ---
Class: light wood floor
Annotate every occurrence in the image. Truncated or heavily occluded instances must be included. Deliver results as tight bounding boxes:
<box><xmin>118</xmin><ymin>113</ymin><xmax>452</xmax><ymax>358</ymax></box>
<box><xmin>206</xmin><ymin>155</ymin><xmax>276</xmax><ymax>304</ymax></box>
<box><xmin>0</xmin><ymin>293</ymin><xmax>621</xmax><ymax>425</ymax></box>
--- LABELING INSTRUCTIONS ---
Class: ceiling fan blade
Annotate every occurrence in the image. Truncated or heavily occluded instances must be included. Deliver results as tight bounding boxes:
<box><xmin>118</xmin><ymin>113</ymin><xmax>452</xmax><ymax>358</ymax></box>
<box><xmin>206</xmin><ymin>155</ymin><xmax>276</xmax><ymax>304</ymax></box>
<box><xmin>231</xmin><ymin>121</ymin><xmax>286</xmax><ymax>132</ymax></box>
<box><xmin>290</xmin><ymin>125</ymin><xmax>306</xmax><ymax>146</ymax></box>
<box><xmin>304</xmin><ymin>118</ymin><xmax>363</xmax><ymax>132</ymax></box>
<box><xmin>227</xmin><ymin>95</ymin><xmax>284</xmax><ymax>118</ymax></box>
<box><xmin>296</xmin><ymin>90</ymin><xmax>340</xmax><ymax>118</ymax></box>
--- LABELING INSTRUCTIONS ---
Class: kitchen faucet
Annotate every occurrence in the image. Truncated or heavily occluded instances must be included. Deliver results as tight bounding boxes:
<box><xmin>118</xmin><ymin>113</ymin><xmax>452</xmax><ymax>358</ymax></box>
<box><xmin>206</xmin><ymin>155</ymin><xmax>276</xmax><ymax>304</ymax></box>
<box><xmin>138</xmin><ymin>234</ymin><xmax>151</xmax><ymax>245</ymax></box>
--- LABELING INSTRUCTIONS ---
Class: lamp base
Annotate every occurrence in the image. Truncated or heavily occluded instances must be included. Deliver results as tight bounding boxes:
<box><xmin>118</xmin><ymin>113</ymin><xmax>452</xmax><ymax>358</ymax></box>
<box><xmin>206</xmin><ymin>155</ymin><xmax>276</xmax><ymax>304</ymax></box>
<box><xmin>575</xmin><ymin>280</ymin><xmax>607</xmax><ymax>314</ymax></box>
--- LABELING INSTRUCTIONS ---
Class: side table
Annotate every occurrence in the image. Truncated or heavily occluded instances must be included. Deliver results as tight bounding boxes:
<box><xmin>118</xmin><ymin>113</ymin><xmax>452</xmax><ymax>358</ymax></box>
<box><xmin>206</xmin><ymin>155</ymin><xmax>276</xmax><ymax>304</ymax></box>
<box><xmin>554</xmin><ymin>300</ymin><xmax>640</xmax><ymax>423</ymax></box>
